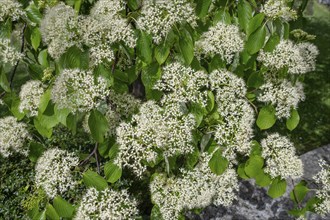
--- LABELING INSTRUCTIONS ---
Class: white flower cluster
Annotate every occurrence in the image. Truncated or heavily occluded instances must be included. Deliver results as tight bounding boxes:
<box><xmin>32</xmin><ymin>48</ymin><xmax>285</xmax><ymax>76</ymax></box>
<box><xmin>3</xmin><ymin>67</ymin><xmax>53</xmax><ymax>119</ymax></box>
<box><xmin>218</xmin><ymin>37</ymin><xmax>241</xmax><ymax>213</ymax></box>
<box><xmin>154</xmin><ymin>62</ymin><xmax>209</xmax><ymax>106</ymax></box>
<box><xmin>80</xmin><ymin>0</ymin><xmax>136</xmax><ymax>66</ymax></box>
<box><xmin>40</xmin><ymin>3</ymin><xmax>79</xmax><ymax>59</ymax></box>
<box><xmin>0</xmin><ymin>38</ymin><xmax>23</xmax><ymax>65</ymax></box>
<box><xmin>35</xmin><ymin>148</ymin><xmax>79</xmax><ymax>198</ymax></box>
<box><xmin>0</xmin><ymin>0</ymin><xmax>25</xmax><ymax>22</ymax></box>
<box><xmin>261</xmin><ymin>0</ymin><xmax>297</xmax><ymax>21</ymax></box>
<box><xmin>261</xmin><ymin>133</ymin><xmax>303</xmax><ymax>179</ymax></box>
<box><xmin>74</xmin><ymin>187</ymin><xmax>139</xmax><ymax>220</ymax></box>
<box><xmin>150</xmin><ymin>155</ymin><xmax>238</xmax><ymax>220</ymax></box>
<box><xmin>209</xmin><ymin>69</ymin><xmax>255</xmax><ymax>161</ymax></box>
<box><xmin>19</xmin><ymin>80</ymin><xmax>45</xmax><ymax>117</ymax></box>
<box><xmin>0</xmin><ymin>116</ymin><xmax>31</xmax><ymax>157</ymax></box>
<box><xmin>195</xmin><ymin>22</ymin><xmax>244</xmax><ymax>64</ymax></box>
<box><xmin>258</xmin><ymin>40</ymin><xmax>319</xmax><ymax>74</ymax></box>
<box><xmin>83</xmin><ymin>90</ymin><xmax>141</xmax><ymax>136</ymax></box>
<box><xmin>51</xmin><ymin>69</ymin><xmax>109</xmax><ymax>113</ymax></box>
<box><xmin>115</xmin><ymin>101</ymin><xmax>196</xmax><ymax>177</ymax></box>
<box><xmin>258</xmin><ymin>78</ymin><xmax>305</xmax><ymax>118</ymax></box>
<box><xmin>137</xmin><ymin>0</ymin><xmax>197</xmax><ymax>44</ymax></box>
<box><xmin>313</xmin><ymin>159</ymin><xmax>330</xmax><ymax>216</ymax></box>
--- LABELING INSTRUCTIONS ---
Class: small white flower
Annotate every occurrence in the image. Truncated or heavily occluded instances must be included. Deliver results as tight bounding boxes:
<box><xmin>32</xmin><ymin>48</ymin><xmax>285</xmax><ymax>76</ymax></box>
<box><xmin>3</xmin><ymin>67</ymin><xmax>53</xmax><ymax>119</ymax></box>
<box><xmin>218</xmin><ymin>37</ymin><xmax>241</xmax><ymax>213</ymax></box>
<box><xmin>258</xmin><ymin>40</ymin><xmax>318</xmax><ymax>74</ymax></box>
<box><xmin>35</xmin><ymin>148</ymin><xmax>79</xmax><ymax>198</ymax></box>
<box><xmin>261</xmin><ymin>0</ymin><xmax>297</xmax><ymax>21</ymax></box>
<box><xmin>19</xmin><ymin>80</ymin><xmax>45</xmax><ymax>117</ymax></box>
<box><xmin>74</xmin><ymin>187</ymin><xmax>139</xmax><ymax>220</ymax></box>
<box><xmin>258</xmin><ymin>77</ymin><xmax>305</xmax><ymax>119</ymax></box>
<box><xmin>0</xmin><ymin>116</ymin><xmax>31</xmax><ymax>157</ymax></box>
<box><xmin>261</xmin><ymin>133</ymin><xmax>303</xmax><ymax>179</ymax></box>
<box><xmin>51</xmin><ymin>69</ymin><xmax>109</xmax><ymax>113</ymax></box>
<box><xmin>195</xmin><ymin>22</ymin><xmax>244</xmax><ymax>64</ymax></box>
<box><xmin>0</xmin><ymin>38</ymin><xmax>23</xmax><ymax>65</ymax></box>
<box><xmin>313</xmin><ymin>159</ymin><xmax>330</xmax><ymax>216</ymax></box>
<box><xmin>0</xmin><ymin>0</ymin><xmax>25</xmax><ymax>22</ymax></box>
<box><xmin>137</xmin><ymin>0</ymin><xmax>197</xmax><ymax>44</ymax></box>
<box><xmin>40</xmin><ymin>2</ymin><xmax>80</xmax><ymax>59</ymax></box>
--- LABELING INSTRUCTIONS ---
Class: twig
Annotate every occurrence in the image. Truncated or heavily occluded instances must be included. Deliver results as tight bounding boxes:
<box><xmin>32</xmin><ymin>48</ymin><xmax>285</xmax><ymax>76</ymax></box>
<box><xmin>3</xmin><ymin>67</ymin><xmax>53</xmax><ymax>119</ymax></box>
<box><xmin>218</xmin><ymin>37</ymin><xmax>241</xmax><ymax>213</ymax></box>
<box><xmin>9</xmin><ymin>23</ymin><xmax>26</xmax><ymax>89</ymax></box>
<box><xmin>79</xmin><ymin>143</ymin><xmax>101</xmax><ymax>174</ymax></box>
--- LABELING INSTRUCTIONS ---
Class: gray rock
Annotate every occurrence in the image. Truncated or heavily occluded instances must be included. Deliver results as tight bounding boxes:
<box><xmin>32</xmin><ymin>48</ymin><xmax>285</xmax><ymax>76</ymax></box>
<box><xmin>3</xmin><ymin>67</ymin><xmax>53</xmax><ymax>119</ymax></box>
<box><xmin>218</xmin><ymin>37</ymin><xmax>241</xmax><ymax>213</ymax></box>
<box><xmin>186</xmin><ymin>145</ymin><xmax>330</xmax><ymax>220</ymax></box>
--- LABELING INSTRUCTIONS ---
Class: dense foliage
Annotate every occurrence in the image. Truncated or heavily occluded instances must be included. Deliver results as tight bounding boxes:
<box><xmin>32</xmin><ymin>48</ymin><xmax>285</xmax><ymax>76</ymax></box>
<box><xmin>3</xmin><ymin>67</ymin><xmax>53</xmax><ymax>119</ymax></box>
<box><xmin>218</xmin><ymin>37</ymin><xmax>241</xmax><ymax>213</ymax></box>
<box><xmin>0</xmin><ymin>0</ymin><xmax>329</xmax><ymax>219</ymax></box>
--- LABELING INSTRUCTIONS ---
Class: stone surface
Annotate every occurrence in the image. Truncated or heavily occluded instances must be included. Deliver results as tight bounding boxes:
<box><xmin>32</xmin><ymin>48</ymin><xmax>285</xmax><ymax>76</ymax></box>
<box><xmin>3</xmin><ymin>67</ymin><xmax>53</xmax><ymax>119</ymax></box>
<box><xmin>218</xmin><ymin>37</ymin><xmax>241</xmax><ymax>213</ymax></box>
<box><xmin>186</xmin><ymin>145</ymin><xmax>330</xmax><ymax>220</ymax></box>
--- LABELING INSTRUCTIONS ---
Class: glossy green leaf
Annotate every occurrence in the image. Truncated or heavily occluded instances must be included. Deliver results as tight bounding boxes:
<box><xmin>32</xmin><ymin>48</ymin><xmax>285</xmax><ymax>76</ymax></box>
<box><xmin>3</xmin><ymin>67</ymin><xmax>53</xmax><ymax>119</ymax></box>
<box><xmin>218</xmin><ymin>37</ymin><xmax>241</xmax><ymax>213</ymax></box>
<box><xmin>179</xmin><ymin>32</ymin><xmax>194</xmax><ymax>65</ymax></box>
<box><xmin>290</xmin><ymin>181</ymin><xmax>309</xmax><ymax>203</ymax></box>
<box><xmin>26</xmin><ymin>3</ymin><xmax>42</xmax><ymax>25</ymax></box>
<box><xmin>88</xmin><ymin>109</ymin><xmax>109</xmax><ymax>143</ymax></box>
<box><xmin>238</xmin><ymin>0</ymin><xmax>253</xmax><ymax>33</ymax></box>
<box><xmin>34</xmin><ymin>118</ymin><xmax>52</xmax><ymax>138</ymax></box>
<box><xmin>38</xmin><ymin>50</ymin><xmax>49</xmax><ymax>67</ymax></box>
<box><xmin>127</xmin><ymin>0</ymin><xmax>139</xmax><ymax>10</ymax></box>
<box><xmin>244</xmin><ymin>155</ymin><xmax>264</xmax><ymax>178</ymax></box>
<box><xmin>247</xmin><ymin>13</ymin><xmax>265</xmax><ymax>36</ymax></box>
<box><xmin>195</xmin><ymin>0</ymin><xmax>212</xmax><ymax>18</ymax></box>
<box><xmin>0</xmin><ymin>69</ymin><xmax>11</xmax><ymax>92</ymax></box>
<box><xmin>155</xmin><ymin>43</ymin><xmax>170</xmax><ymax>64</ymax></box>
<box><xmin>208</xmin><ymin>149</ymin><xmax>229</xmax><ymax>175</ymax></box>
<box><xmin>268</xmin><ymin>178</ymin><xmax>287</xmax><ymax>198</ymax></box>
<box><xmin>264</xmin><ymin>34</ymin><xmax>280</xmax><ymax>52</ymax></box>
<box><xmin>247</xmin><ymin>71</ymin><xmax>264</xmax><ymax>88</ymax></box>
<box><xmin>255</xmin><ymin>171</ymin><xmax>272</xmax><ymax>187</ymax></box>
<box><xmin>246</xmin><ymin>25</ymin><xmax>266</xmax><ymax>54</ymax></box>
<box><xmin>28</xmin><ymin>142</ymin><xmax>44</xmax><ymax>162</ymax></box>
<box><xmin>38</xmin><ymin>89</ymin><xmax>51</xmax><ymax>115</ymax></box>
<box><xmin>150</xmin><ymin>205</ymin><xmax>164</xmax><ymax>220</ymax></box>
<box><xmin>46</xmin><ymin>204</ymin><xmax>60</xmax><ymax>220</ymax></box>
<box><xmin>104</xmin><ymin>162</ymin><xmax>122</xmax><ymax>183</ymax></box>
<box><xmin>256</xmin><ymin>105</ymin><xmax>277</xmax><ymax>130</ymax></box>
<box><xmin>108</xmin><ymin>143</ymin><xmax>120</xmax><ymax>160</ymax></box>
<box><xmin>83</xmin><ymin>170</ymin><xmax>108</xmax><ymax>191</ymax></box>
<box><xmin>286</xmin><ymin>109</ymin><xmax>300</xmax><ymax>131</ymax></box>
<box><xmin>31</xmin><ymin>28</ymin><xmax>41</xmax><ymax>51</ymax></box>
<box><xmin>137</xmin><ymin>31</ymin><xmax>153</xmax><ymax>64</ymax></box>
<box><xmin>66</xmin><ymin>113</ymin><xmax>78</xmax><ymax>135</ymax></box>
<box><xmin>237</xmin><ymin>163</ymin><xmax>249</xmax><ymax>179</ymax></box>
<box><xmin>53</xmin><ymin>196</ymin><xmax>74</xmax><ymax>218</ymax></box>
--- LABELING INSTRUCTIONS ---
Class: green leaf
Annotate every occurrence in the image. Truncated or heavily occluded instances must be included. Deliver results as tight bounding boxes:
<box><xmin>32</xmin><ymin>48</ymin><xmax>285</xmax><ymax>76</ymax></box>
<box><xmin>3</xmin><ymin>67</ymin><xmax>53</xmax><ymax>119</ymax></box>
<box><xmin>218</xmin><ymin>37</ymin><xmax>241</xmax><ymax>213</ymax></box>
<box><xmin>208</xmin><ymin>149</ymin><xmax>229</xmax><ymax>175</ymax></box>
<box><xmin>213</xmin><ymin>8</ymin><xmax>231</xmax><ymax>25</ymax></box>
<box><xmin>28</xmin><ymin>142</ymin><xmax>44</xmax><ymax>162</ymax></box>
<box><xmin>88</xmin><ymin>110</ymin><xmax>109</xmax><ymax>143</ymax></box>
<box><xmin>38</xmin><ymin>89</ymin><xmax>51</xmax><ymax>115</ymax></box>
<box><xmin>137</xmin><ymin>31</ymin><xmax>153</xmax><ymax>64</ymax></box>
<box><xmin>127</xmin><ymin>0</ymin><xmax>139</xmax><ymax>10</ymax></box>
<box><xmin>108</xmin><ymin>143</ymin><xmax>120</xmax><ymax>160</ymax></box>
<box><xmin>246</xmin><ymin>25</ymin><xmax>266</xmax><ymax>54</ymax></box>
<box><xmin>10</xmin><ymin>96</ymin><xmax>25</xmax><ymax>120</ymax></box>
<box><xmin>54</xmin><ymin>106</ymin><xmax>70</xmax><ymax>126</ymax></box>
<box><xmin>34</xmin><ymin>210</ymin><xmax>46</xmax><ymax>220</ymax></box>
<box><xmin>74</xmin><ymin>0</ymin><xmax>82</xmax><ymax>13</ymax></box>
<box><xmin>104</xmin><ymin>162</ymin><xmax>122</xmax><ymax>183</ymax></box>
<box><xmin>58</xmin><ymin>46</ymin><xmax>88</xmax><ymax>70</ymax></box>
<box><xmin>255</xmin><ymin>171</ymin><xmax>272</xmax><ymax>187</ymax></box>
<box><xmin>0</xmin><ymin>70</ymin><xmax>11</xmax><ymax>92</ymax></box>
<box><xmin>46</xmin><ymin>204</ymin><xmax>60</xmax><ymax>220</ymax></box>
<box><xmin>26</xmin><ymin>3</ymin><xmax>42</xmax><ymax>25</ymax></box>
<box><xmin>38</xmin><ymin>50</ymin><xmax>49</xmax><ymax>67</ymax></box>
<box><xmin>34</xmin><ymin>118</ymin><xmax>52</xmax><ymax>138</ymax></box>
<box><xmin>155</xmin><ymin>43</ymin><xmax>170</xmax><ymax>64</ymax></box>
<box><xmin>244</xmin><ymin>155</ymin><xmax>264</xmax><ymax>178</ymax></box>
<box><xmin>250</xmin><ymin>140</ymin><xmax>262</xmax><ymax>156</ymax></box>
<box><xmin>53</xmin><ymin>196</ymin><xmax>74</xmax><ymax>218</ymax></box>
<box><xmin>200</xmin><ymin>133</ymin><xmax>212</xmax><ymax>152</ymax></box>
<box><xmin>31</xmin><ymin>28</ymin><xmax>41</xmax><ymax>51</ymax></box>
<box><xmin>237</xmin><ymin>163</ymin><xmax>249</xmax><ymax>179</ymax></box>
<box><xmin>150</xmin><ymin>205</ymin><xmax>164</xmax><ymax>220</ymax></box>
<box><xmin>185</xmin><ymin>149</ymin><xmax>200</xmax><ymax>169</ymax></box>
<box><xmin>66</xmin><ymin>113</ymin><xmax>78</xmax><ymax>135</ymax></box>
<box><xmin>142</xmin><ymin>62</ymin><xmax>160</xmax><ymax>89</ymax></box>
<box><xmin>209</xmin><ymin>54</ymin><xmax>226</xmax><ymax>72</ymax></box>
<box><xmin>263</xmin><ymin>34</ymin><xmax>280</xmax><ymax>52</ymax></box>
<box><xmin>290</xmin><ymin>181</ymin><xmax>309</xmax><ymax>203</ymax></box>
<box><xmin>247</xmin><ymin>13</ymin><xmax>265</xmax><ymax>37</ymax></box>
<box><xmin>83</xmin><ymin>170</ymin><xmax>108</xmax><ymax>191</ymax></box>
<box><xmin>195</xmin><ymin>0</ymin><xmax>212</xmax><ymax>18</ymax></box>
<box><xmin>238</xmin><ymin>0</ymin><xmax>253</xmax><ymax>33</ymax></box>
<box><xmin>256</xmin><ymin>105</ymin><xmax>277</xmax><ymax>130</ymax></box>
<box><xmin>268</xmin><ymin>178</ymin><xmax>287</xmax><ymax>198</ymax></box>
<box><xmin>247</xmin><ymin>71</ymin><xmax>264</xmax><ymax>88</ymax></box>
<box><xmin>179</xmin><ymin>29</ymin><xmax>194</xmax><ymax>65</ymax></box>
<box><xmin>286</xmin><ymin>109</ymin><xmax>300</xmax><ymax>131</ymax></box>
<box><xmin>206</xmin><ymin>91</ymin><xmax>215</xmax><ymax>112</ymax></box>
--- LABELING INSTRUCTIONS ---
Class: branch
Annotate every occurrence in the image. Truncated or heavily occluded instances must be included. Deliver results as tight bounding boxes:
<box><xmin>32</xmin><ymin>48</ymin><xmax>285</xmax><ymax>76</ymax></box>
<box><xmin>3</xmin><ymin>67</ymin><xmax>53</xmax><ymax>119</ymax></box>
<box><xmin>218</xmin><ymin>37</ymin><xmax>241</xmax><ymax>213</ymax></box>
<box><xmin>79</xmin><ymin>143</ymin><xmax>101</xmax><ymax>174</ymax></box>
<box><xmin>9</xmin><ymin>23</ymin><xmax>27</xmax><ymax>89</ymax></box>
